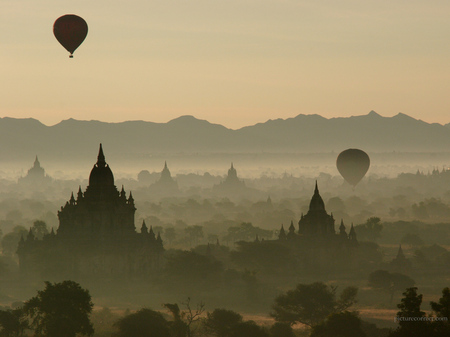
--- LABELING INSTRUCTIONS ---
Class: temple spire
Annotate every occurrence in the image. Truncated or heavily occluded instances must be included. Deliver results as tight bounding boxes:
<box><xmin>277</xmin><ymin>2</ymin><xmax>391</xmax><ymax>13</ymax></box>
<box><xmin>34</xmin><ymin>155</ymin><xmax>40</xmax><ymax>168</ymax></box>
<box><xmin>149</xmin><ymin>226</ymin><xmax>156</xmax><ymax>240</ymax></box>
<box><xmin>397</xmin><ymin>244</ymin><xmax>405</xmax><ymax>259</ymax></box>
<box><xmin>141</xmin><ymin>220</ymin><xmax>148</xmax><ymax>234</ymax></box>
<box><xmin>70</xmin><ymin>192</ymin><xmax>75</xmax><ymax>205</ymax></box>
<box><xmin>97</xmin><ymin>144</ymin><xmax>106</xmax><ymax>166</ymax></box>
<box><xmin>77</xmin><ymin>186</ymin><xmax>83</xmax><ymax>201</ymax></box>
<box><xmin>314</xmin><ymin>180</ymin><xmax>319</xmax><ymax>194</ymax></box>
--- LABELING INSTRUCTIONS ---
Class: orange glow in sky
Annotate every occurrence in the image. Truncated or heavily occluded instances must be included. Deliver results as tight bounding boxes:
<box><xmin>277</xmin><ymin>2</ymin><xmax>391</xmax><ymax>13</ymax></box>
<box><xmin>1</xmin><ymin>1</ymin><xmax>449</xmax><ymax>128</ymax></box>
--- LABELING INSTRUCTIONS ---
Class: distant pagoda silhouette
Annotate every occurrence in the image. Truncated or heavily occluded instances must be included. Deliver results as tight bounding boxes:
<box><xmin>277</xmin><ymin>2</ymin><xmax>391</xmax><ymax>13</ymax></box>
<box><xmin>18</xmin><ymin>156</ymin><xmax>52</xmax><ymax>185</ymax></box>
<box><xmin>213</xmin><ymin>163</ymin><xmax>246</xmax><ymax>192</ymax></box>
<box><xmin>149</xmin><ymin>161</ymin><xmax>179</xmax><ymax>195</ymax></box>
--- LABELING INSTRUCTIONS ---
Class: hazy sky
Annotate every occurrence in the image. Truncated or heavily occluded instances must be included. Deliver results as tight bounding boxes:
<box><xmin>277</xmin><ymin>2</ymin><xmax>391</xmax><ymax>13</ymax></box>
<box><xmin>1</xmin><ymin>0</ymin><xmax>449</xmax><ymax>129</ymax></box>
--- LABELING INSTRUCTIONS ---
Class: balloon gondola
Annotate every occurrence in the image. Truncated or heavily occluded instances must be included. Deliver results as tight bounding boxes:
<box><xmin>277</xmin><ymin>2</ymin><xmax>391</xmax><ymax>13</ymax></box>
<box><xmin>336</xmin><ymin>149</ymin><xmax>370</xmax><ymax>188</ymax></box>
<box><xmin>53</xmin><ymin>14</ymin><xmax>88</xmax><ymax>58</ymax></box>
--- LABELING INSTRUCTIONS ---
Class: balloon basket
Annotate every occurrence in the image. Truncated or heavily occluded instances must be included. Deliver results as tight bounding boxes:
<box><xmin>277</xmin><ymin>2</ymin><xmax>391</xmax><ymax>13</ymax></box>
<box><xmin>69</xmin><ymin>54</ymin><xmax>73</xmax><ymax>58</ymax></box>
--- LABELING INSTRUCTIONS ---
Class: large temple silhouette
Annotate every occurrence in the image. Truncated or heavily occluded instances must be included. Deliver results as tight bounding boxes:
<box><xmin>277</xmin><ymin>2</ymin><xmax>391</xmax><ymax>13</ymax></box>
<box><xmin>18</xmin><ymin>145</ymin><xmax>164</xmax><ymax>280</ymax></box>
<box><xmin>278</xmin><ymin>182</ymin><xmax>357</xmax><ymax>245</ymax></box>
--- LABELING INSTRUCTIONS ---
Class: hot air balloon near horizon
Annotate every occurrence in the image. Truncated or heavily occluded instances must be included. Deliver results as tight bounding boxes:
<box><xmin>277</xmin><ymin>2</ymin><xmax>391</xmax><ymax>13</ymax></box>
<box><xmin>336</xmin><ymin>149</ymin><xmax>370</xmax><ymax>187</ymax></box>
<box><xmin>53</xmin><ymin>14</ymin><xmax>88</xmax><ymax>58</ymax></box>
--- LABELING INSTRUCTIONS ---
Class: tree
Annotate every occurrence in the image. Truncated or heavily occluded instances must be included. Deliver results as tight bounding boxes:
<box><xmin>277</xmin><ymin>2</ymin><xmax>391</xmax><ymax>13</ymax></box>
<box><xmin>355</xmin><ymin>217</ymin><xmax>383</xmax><ymax>242</ymax></box>
<box><xmin>431</xmin><ymin>287</ymin><xmax>450</xmax><ymax>318</ymax></box>
<box><xmin>229</xmin><ymin>321</ymin><xmax>269</xmax><ymax>337</ymax></box>
<box><xmin>1</xmin><ymin>226</ymin><xmax>27</xmax><ymax>256</ymax></box>
<box><xmin>271</xmin><ymin>282</ymin><xmax>358</xmax><ymax>327</ymax></box>
<box><xmin>165</xmin><ymin>227</ymin><xmax>176</xmax><ymax>245</ymax></box>
<box><xmin>184</xmin><ymin>225</ymin><xmax>204</xmax><ymax>246</ymax></box>
<box><xmin>164</xmin><ymin>298</ymin><xmax>205</xmax><ymax>337</ymax></box>
<box><xmin>114</xmin><ymin>308</ymin><xmax>171</xmax><ymax>337</ymax></box>
<box><xmin>389</xmin><ymin>287</ymin><xmax>430</xmax><ymax>337</ymax></box>
<box><xmin>0</xmin><ymin>308</ymin><xmax>28</xmax><ymax>337</ymax></box>
<box><xmin>368</xmin><ymin>270</ymin><xmax>415</xmax><ymax>304</ymax></box>
<box><xmin>310</xmin><ymin>311</ymin><xmax>366</xmax><ymax>337</ymax></box>
<box><xmin>268</xmin><ymin>322</ymin><xmax>295</xmax><ymax>337</ymax></box>
<box><xmin>204</xmin><ymin>309</ymin><xmax>243</xmax><ymax>337</ymax></box>
<box><xmin>230</xmin><ymin>241</ymin><xmax>292</xmax><ymax>274</ymax></box>
<box><xmin>23</xmin><ymin>280</ymin><xmax>94</xmax><ymax>337</ymax></box>
<box><xmin>430</xmin><ymin>287</ymin><xmax>450</xmax><ymax>336</ymax></box>
<box><xmin>31</xmin><ymin>220</ymin><xmax>49</xmax><ymax>240</ymax></box>
<box><xmin>164</xmin><ymin>250</ymin><xmax>223</xmax><ymax>289</ymax></box>
<box><xmin>224</xmin><ymin>223</ymin><xmax>273</xmax><ymax>243</ymax></box>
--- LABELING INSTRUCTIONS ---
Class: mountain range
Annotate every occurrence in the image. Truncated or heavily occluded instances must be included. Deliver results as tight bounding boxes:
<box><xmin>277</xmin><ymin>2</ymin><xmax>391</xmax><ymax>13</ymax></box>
<box><xmin>0</xmin><ymin>111</ymin><xmax>449</xmax><ymax>164</ymax></box>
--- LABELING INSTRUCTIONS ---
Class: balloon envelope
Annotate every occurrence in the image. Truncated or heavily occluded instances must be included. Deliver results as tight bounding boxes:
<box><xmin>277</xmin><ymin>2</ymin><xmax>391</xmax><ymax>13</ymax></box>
<box><xmin>53</xmin><ymin>15</ymin><xmax>88</xmax><ymax>57</ymax></box>
<box><xmin>336</xmin><ymin>149</ymin><xmax>370</xmax><ymax>187</ymax></box>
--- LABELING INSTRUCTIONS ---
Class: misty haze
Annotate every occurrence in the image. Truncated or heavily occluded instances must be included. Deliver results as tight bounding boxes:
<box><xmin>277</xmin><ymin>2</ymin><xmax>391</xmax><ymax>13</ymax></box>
<box><xmin>2</xmin><ymin>1</ymin><xmax>450</xmax><ymax>336</ymax></box>
<box><xmin>0</xmin><ymin>112</ymin><xmax>449</xmax><ymax>337</ymax></box>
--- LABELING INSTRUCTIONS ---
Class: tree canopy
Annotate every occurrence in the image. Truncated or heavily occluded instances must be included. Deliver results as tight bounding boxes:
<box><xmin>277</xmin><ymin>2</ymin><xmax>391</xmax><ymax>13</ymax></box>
<box><xmin>389</xmin><ymin>287</ymin><xmax>429</xmax><ymax>337</ymax></box>
<box><xmin>114</xmin><ymin>308</ymin><xmax>171</xmax><ymax>337</ymax></box>
<box><xmin>204</xmin><ymin>308</ymin><xmax>243</xmax><ymax>337</ymax></box>
<box><xmin>271</xmin><ymin>282</ymin><xmax>358</xmax><ymax>327</ymax></box>
<box><xmin>310</xmin><ymin>311</ymin><xmax>366</xmax><ymax>337</ymax></box>
<box><xmin>23</xmin><ymin>280</ymin><xmax>94</xmax><ymax>337</ymax></box>
<box><xmin>368</xmin><ymin>270</ymin><xmax>415</xmax><ymax>303</ymax></box>
<box><xmin>0</xmin><ymin>308</ymin><xmax>28</xmax><ymax>337</ymax></box>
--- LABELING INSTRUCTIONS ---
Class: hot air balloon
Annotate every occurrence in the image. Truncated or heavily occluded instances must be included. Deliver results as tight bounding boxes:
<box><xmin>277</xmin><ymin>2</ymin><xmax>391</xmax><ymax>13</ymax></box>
<box><xmin>336</xmin><ymin>149</ymin><xmax>370</xmax><ymax>187</ymax></box>
<box><xmin>53</xmin><ymin>15</ymin><xmax>88</xmax><ymax>58</ymax></box>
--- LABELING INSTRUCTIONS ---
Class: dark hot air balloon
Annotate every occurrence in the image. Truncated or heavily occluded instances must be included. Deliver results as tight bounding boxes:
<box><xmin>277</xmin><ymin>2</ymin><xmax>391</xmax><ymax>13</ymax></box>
<box><xmin>53</xmin><ymin>15</ymin><xmax>88</xmax><ymax>58</ymax></box>
<box><xmin>336</xmin><ymin>149</ymin><xmax>370</xmax><ymax>187</ymax></box>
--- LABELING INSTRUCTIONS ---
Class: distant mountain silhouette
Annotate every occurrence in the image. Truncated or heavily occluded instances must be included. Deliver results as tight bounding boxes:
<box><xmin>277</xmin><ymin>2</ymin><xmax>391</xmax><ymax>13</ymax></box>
<box><xmin>0</xmin><ymin>111</ymin><xmax>449</xmax><ymax>163</ymax></box>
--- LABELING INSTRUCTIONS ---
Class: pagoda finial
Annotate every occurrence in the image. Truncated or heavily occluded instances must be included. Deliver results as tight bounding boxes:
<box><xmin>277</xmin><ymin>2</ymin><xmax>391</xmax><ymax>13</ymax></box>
<box><xmin>149</xmin><ymin>226</ymin><xmax>156</xmax><ymax>240</ymax></box>
<box><xmin>141</xmin><ymin>220</ymin><xmax>148</xmax><ymax>234</ymax></box>
<box><xmin>164</xmin><ymin>161</ymin><xmax>167</xmax><ymax>169</ymax></box>
<box><xmin>77</xmin><ymin>186</ymin><xmax>83</xmax><ymax>201</ymax></box>
<box><xmin>33</xmin><ymin>155</ymin><xmax>41</xmax><ymax>168</ymax></box>
<box><xmin>128</xmin><ymin>191</ymin><xmax>134</xmax><ymax>204</ymax></box>
<box><xmin>397</xmin><ymin>244</ymin><xmax>405</xmax><ymax>258</ymax></box>
<box><xmin>156</xmin><ymin>232</ymin><xmax>163</xmax><ymax>244</ymax></box>
<box><xmin>97</xmin><ymin>144</ymin><xmax>106</xmax><ymax>166</ymax></box>
<box><xmin>70</xmin><ymin>192</ymin><xmax>75</xmax><ymax>204</ymax></box>
<box><xmin>315</xmin><ymin>180</ymin><xmax>319</xmax><ymax>194</ymax></box>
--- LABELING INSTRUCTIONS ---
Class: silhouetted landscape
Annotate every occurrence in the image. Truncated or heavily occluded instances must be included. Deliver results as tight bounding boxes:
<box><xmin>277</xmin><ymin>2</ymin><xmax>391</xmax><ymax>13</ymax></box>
<box><xmin>0</xmin><ymin>113</ymin><xmax>449</xmax><ymax>336</ymax></box>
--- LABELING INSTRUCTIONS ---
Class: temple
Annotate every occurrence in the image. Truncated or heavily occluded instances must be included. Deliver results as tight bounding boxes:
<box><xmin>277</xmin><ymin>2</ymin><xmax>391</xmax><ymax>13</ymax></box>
<box><xmin>17</xmin><ymin>144</ymin><xmax>164</xmax><ymax>280</ymax></box>
<box><xmin>278</xmin><ymin>182</ymin><xmax>358</xmax><ymax>245</ymax></box>
<box><xmin>213</xmin><ymin>163</ymin><xmax>248</xmax><ymax>197</ymax></box>
<box><xmin>149</xmin><ymin>161</ymin><xmax>179</xmax><ymax>194</ymax></box>
<box><xmin>18</xmin><ymin>156</ymin><xmax>52</xmax><ymax>185</ymax></box>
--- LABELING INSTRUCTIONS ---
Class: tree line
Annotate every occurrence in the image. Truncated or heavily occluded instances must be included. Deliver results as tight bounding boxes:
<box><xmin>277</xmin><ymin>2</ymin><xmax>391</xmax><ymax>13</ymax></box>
<box><xmin>1</xmin><ymin>279</ymin><xmax>449</xmax><ymax>337</ymax></box>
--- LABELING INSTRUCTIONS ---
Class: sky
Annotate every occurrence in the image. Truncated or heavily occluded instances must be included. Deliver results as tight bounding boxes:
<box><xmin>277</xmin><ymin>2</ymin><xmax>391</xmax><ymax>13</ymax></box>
<box><xmin>1</xmin><ymin>0</ymin><xmax>449</xmax><ymax>129</ymax></box>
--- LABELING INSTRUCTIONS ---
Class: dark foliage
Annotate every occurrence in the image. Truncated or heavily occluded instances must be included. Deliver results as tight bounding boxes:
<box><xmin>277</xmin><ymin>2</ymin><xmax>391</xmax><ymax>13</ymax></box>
<box><xmin>23</xmin><ymin>280</ymin><xmax>94</xmax><ymax>337</ymax></box>
<box><xmin>204</xmin><ymin>309</ymin><xmax>243</xmax><ymax>337</ymax></box>
<box><xmin>113</xmin><ymin>308</ymin><xmax>171</xmax><ymax>337</ymax></box>
<box><xmin>310</xmin><ymin>311</ymin><xmax>366</xmax><ymax>337</ymax></box>
<box><xmin>0</xmin><ymin>308</ymin><xmax>28</xmax><ymax>337</ymax></box>
<box><xmin>271</xmin><ymin>282</ymin><xmax>357</xmax><ymax>327</ymax></box>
